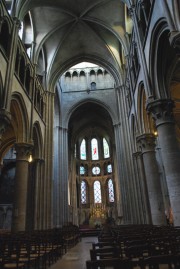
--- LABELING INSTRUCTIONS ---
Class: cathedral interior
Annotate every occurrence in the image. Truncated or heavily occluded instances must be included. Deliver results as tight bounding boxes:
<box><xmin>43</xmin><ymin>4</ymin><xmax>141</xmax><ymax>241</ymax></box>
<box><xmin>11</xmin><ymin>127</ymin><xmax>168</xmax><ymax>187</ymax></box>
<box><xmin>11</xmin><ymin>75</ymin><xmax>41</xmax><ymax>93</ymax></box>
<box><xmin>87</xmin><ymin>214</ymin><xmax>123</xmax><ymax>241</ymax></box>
<box><xmin>0</xmin><ymin>0</ymin><xmax>180</xmax><ymax>235</ymax></box>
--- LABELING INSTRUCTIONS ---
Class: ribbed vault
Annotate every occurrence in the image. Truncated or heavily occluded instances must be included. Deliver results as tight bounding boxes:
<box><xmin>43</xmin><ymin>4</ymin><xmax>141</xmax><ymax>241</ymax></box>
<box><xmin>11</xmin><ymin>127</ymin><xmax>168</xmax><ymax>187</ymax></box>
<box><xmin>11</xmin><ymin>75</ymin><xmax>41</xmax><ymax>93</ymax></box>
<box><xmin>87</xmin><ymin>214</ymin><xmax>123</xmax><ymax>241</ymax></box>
<box><xmin>11</xmin><ymin>0</ymin><xmax>129</xmax><ymax>87</ymax></box>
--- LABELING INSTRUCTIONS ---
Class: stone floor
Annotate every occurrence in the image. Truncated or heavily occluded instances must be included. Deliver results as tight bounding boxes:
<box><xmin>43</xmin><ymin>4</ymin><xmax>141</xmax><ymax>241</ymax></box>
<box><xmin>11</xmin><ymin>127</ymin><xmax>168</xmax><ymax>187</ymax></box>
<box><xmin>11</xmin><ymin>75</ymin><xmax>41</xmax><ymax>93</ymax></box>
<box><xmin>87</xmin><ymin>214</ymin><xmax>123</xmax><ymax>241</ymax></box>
<box><xmin>49</xmin><ymin>236</ymin><xmax>98</xmax><ymax>269</ymax></box>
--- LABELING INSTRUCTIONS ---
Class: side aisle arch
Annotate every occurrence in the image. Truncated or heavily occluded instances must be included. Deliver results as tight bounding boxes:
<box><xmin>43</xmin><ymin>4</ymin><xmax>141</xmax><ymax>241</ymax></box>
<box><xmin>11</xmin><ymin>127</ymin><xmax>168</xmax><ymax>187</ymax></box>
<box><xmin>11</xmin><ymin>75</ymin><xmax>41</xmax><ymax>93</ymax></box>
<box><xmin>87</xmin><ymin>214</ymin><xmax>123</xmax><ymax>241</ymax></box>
<box><xmin>10</xmin><ymin>92</ymin><xmax>30</xmax><ymax>143</ymax></box>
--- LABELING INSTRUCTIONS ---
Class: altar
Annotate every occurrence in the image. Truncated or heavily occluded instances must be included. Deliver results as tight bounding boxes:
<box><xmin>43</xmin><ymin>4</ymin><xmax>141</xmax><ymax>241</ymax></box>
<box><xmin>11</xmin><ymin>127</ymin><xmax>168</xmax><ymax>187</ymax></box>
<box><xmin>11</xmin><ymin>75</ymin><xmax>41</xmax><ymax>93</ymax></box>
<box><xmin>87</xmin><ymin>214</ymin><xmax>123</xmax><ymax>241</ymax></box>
<box><xmin>89</xmin><ymin>203</ymin><xmax>106</xmax><ymax>227</ymax></box>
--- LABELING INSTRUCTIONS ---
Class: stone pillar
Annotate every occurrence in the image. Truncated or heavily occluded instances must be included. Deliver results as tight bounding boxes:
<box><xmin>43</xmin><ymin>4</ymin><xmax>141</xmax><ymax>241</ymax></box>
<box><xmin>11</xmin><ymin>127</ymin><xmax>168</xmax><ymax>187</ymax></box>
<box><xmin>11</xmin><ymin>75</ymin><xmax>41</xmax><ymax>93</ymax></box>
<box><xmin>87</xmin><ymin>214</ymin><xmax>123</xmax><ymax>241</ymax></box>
<box><xmin>71</xmin><ymin>158</ymin><xmax>78</xmax><ymax>225</ymax></box>
<box><xmin>58</xmin><ymin>126</ymin><xmax>69</xmax><ymax>226</ymax></box>
<box><xmin>133</xmin><ymin>151</ymin><xmax>152</xmax><ymax>224</ymax></box>
<box><xmin>113</xmin><ymin>123</ymin><xmax>124</xmax><ymax>220</ymax></box>
<box><xmin>137</xmin><ymin>134</ymin><xmax>166</xmax><ymax>225</ymax></box>
<box><xmin>147</xmin><ymin>99</ymin><xmax>180</xmax><ymax>226</ymax></box>
<box><xmin>43</xmin><ymin>91</ymin><xmax>54</xmax><ymax>229</ymax></box>
<box><xmin>12</xmin><ymin>143</ymin><xmax>33</xmax><ymax>232</ymax></box>
<box><xmin>33</xmin><ymin>158</ymin><xmax>44</xmax><ymax>230</ymax></box>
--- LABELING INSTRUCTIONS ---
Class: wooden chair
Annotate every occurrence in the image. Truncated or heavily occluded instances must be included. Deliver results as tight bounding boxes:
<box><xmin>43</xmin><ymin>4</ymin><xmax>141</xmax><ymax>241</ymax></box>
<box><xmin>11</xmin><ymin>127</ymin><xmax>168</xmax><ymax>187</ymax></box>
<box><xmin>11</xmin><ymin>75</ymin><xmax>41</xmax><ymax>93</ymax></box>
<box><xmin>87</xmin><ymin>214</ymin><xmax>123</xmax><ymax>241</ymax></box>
<box><xmin>90</xmin><ymin>247</ymin><xmax>120</xmax><ymax>261</ymax></box>
<box><xmin>86</xmin><ymin>257</ymin><xmax>131</xmax><ymax>269</ymax></box>
<box><xmin>0</xmin><ymin>239</ymin><xmax>26</xmax><ymax>269</ymax></box>
<box><xmin>92</xmin><ymin>242</ymin><xmax>118</xmax><ymax>250</ymax></box>
<box><xmin>139</xmin><ymin>254</ymin><xmax>180</xmax><ymax>269</ymax></box>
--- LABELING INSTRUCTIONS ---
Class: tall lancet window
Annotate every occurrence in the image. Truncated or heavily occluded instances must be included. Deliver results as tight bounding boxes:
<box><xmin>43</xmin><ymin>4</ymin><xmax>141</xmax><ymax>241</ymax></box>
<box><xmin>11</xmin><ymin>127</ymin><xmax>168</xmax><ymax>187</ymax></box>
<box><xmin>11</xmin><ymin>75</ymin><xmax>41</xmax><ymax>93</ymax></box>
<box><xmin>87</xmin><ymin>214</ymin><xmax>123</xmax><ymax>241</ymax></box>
<box><xmin>94</xmin><ymin>181</ymin><xmax>102</xmax><ymax>203</ymax></box>
<box><xmin>108</xmin><ymin>179</ymin><xmax>115</xmax><ymax>202</ymax></box>
<box><xmin>91</xmin><ymin>138</ymin><xmax>99</xmax><ymax>160</ymax></box>
<box><xmin>80</xmin><ymin>139</ymin><xmax>86</xmax><ymax>160</ymax></box>
<box><xmin>81</xmin><ymin>180</ymin><xmax>87</xmax><ymax>204</ymax></box>
<box><xmin>103</xmin><ymin>138</ymin><xmax>110</xmax><ymax>158</ymax></box>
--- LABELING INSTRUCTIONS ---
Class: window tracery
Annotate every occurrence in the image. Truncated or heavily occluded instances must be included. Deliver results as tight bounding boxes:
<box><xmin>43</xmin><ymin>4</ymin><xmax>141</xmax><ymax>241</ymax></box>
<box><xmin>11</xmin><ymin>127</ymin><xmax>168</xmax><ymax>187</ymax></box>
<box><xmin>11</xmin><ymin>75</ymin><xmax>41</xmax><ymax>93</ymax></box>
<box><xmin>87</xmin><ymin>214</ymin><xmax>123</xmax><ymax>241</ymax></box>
<box><xmin>78</xmin><ymin>135</ymin><xmax>115</xmax><ymax>207</ymax></box>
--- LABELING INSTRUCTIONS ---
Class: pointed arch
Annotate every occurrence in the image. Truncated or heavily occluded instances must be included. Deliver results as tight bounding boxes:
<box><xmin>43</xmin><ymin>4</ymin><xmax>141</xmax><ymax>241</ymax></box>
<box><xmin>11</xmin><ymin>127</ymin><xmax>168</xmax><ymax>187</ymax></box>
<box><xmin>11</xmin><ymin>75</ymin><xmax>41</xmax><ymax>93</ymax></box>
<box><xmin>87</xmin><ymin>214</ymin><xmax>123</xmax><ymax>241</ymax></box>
<box><xmin>91</xmin><ymin>138</ymin><xmax>99</xmax><ymax>160</ymax></box>
<box><xmin>137</xmin><ymin>82</ymin><xmax>154</xmax><ymax>134</ymax></box>
<box><xmin>32</xmin><ymin>121</ymin><xmax>43</xmax><ymax>159</ymax></box>
<box><xmin>10</xmin><ymin>93</ymin><xmax>30</xmax><ymax>142</ymax></box>
<box><xmin>149</xmin><ymin>19</ymin><xmax>170</xmax><ymax>98</ymax></box>
<box><xmin>0</xmin><ymin>17</ymin><xmax>11</xmax><ymax>57</ymax></box>
<box><xmin>107</xmin><ymin>178</ymin><xmax>115</xmax><ymax>203</ymax></box>
<box><xmin>37</xmin><ymin>47</ymin><xmax>46</xmax><ymax>78</ymax></box>
<box><xmin>103</xmin><ymin>137</ymin><xmax>110</xmax><ymax>158</ymax></box>
<box><xmin>80</xmin><ymin>138</ymin><xmax>87</xmax><ymax>160</ymax></box>
<box><xmin>93</xmin><ymin>180</ymin><xmax>102</xmax><ymax>203</ymax></box>
<box><xmin>80</xmin><ymin>180</ymin><xmax>88</xmax><ymax>204</ymax></box>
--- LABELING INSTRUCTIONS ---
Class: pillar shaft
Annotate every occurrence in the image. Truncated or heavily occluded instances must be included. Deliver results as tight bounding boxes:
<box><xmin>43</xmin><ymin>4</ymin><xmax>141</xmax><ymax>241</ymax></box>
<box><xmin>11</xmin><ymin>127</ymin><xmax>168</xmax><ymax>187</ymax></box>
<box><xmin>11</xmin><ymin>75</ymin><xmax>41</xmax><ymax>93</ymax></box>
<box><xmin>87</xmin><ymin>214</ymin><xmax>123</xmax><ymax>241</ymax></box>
<box><xmin>137</xmin><ymin>134</ymin><xmax>166</xmax><ymax>225</ymax></box>
<box><xmin>147</xmin><ymin>99</ymin><xmax>180</xmax><ymax>226</ymax></box>
<box><xmin>58</xmin><ymin>126</ymin><xmax>69</xmax><ymax>226</ymax></box>
<box><xmin>12</xmin><ymin>143</ymin><xmax>33</xmax><ymax>232</ymax></box>
<box><xmin>133</xmin><ymin>151</ymin><xmax>152</xmax><ymax>224</ymax></box>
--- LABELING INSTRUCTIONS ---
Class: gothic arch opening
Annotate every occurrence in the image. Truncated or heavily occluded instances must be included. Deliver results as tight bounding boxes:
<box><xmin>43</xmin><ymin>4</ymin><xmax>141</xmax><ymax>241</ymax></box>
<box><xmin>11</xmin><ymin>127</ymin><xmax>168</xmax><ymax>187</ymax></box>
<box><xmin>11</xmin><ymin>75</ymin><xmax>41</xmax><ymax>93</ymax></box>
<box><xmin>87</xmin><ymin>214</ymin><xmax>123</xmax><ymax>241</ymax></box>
<box><xmin>68</xmin><ymin>102</ymin><xmax>117</xmax><ymax>227</ymax></box>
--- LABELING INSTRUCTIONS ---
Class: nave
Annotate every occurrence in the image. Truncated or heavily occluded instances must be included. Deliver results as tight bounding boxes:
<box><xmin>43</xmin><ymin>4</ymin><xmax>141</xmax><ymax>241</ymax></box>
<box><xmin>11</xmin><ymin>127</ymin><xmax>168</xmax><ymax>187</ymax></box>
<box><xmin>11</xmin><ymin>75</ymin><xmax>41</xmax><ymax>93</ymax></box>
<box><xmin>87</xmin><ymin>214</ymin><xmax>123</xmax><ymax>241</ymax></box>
<box><xmin>51</xmin><ymin>224</ymin><xmax>180</xmax><ymax>269</ymax></box>
<box><xmin>49</xmin><ymin>236</ymin><xmax>98</xmax><ymax>269</ymax></box>
<box><xmin>1</xmin><ymin>224</ymin><xmax>180</xmax><ymax>269</ymax></box>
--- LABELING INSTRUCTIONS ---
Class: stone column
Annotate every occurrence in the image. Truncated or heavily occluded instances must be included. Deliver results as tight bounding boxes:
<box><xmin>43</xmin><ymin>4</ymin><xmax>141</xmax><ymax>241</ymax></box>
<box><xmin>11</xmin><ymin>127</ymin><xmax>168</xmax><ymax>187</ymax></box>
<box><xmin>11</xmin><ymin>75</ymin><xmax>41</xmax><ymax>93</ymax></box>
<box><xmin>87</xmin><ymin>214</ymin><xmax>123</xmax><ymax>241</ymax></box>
<box><xmin>12</xmin><ymin>143</ymin><xmax>33</xmax><ymax>232</ymax></box>
<box><xmin>147</xmin><ymin>99</ymin><xmax>180</xmax><ymax>226</ymax></box>
<box><xmin>137</xmin><ymin>134</ymin><xmax>166</xmax><ymax>225</ymax></box>
<box><xmin>43</xmin><ymin>91</ymin><xmax>54</xmax><ymax>229</ymax></box>
<box><xmin>58</xmin><ymin>126</ymin><xmax>69</xmax><ymax>226</ymax></box>
<box><xmin>113</xmin><ymin>123</ymin><xmax>125</xmax><ymax>220</ymax></box>
<box><xmin>33</xmin><ymin>158</ymin><xmax>44</xmax><ymax>230</ymax></box>
<box><xmin>133</xmin><ymin>151</ymin><xmax>152</xmax><ymax>224</ymax></box>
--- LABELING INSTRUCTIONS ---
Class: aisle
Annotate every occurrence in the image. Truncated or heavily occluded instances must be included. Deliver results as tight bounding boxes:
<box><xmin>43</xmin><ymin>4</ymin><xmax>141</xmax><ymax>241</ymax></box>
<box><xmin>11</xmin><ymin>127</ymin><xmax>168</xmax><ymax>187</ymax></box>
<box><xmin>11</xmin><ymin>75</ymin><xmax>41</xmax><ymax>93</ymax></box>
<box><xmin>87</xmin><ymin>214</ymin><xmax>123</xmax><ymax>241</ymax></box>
<box><xmin>49</xmin><ymin>236</ymin><xmax>98</xmax><ymax>269</ymax></box>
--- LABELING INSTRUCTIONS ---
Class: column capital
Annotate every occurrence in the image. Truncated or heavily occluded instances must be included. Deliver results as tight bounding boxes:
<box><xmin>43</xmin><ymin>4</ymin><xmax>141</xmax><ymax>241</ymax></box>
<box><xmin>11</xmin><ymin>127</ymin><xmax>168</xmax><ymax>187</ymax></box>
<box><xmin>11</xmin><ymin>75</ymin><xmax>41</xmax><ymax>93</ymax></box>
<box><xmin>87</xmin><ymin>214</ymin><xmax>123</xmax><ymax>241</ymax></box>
<box><xmin>136</xmin><ymin>133</ymin><xmax>156</xmax><ymax>154</ymax></box>
<box><xmin>115</xmin><ymin>85</ymin><xmax>124</xmax><ymax>91</ymax></box>
<box><xmin>33</xmin><ymin>158</ymin><xmax>45</xmax><ymax>164</ymax></box>
<box><xmin>59</xmin><ymin>126</ymin><xmax>68</xmax><ymax>132</ymax></box>
<box><xmin>13</xmin><ymin>17</ymin><xmax>21</xmax><ymax>30</ymax></box>
<box><xmin>15</xmin><ymin>142</ymin><xmax>34</xmax><ymax>161</ymax></box>
<box><xmin>129</xmin><ymin>5</ymin><xmax>135</xmax><ymax>19</ymax></box>
<box><xmin>169</xmin><ymin>31</ymin><xmax>180</xmax><ymax>51</ymax></box>
<box><xmin>113</xmin><ymin>122</ymin><xmax>121</xmax><ymax>128</ymax></box>
<box><xmin>132</xmin><ymin>151</ymin><xmax>142</xmax><ymax>158</ymax></box>
<box><xmin>146</xmin><ymin>99</ymin><xmax>174</xmax><ymax>127</ymax></box>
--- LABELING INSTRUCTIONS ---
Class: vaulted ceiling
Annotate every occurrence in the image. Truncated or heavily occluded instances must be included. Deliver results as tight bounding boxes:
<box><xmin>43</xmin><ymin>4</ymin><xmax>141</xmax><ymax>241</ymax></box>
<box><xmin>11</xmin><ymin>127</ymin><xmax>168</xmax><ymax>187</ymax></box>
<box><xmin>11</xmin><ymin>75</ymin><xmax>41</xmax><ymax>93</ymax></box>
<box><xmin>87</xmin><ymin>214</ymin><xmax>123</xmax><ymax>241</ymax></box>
<box><xmin>12</xmin><ymin>0</ymin><xmax>130</xmax><ymax>86</ymax></box>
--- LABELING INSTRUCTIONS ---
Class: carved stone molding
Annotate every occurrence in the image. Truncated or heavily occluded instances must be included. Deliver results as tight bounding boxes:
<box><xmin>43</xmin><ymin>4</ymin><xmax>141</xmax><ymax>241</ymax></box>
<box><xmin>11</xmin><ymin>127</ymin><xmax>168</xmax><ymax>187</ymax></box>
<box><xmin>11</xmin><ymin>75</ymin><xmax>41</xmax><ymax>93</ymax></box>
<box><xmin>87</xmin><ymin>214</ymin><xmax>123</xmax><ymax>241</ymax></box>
<box><xmin>169</xmin><ymin>31</ymin><xmax>180</xmax><ymax>52</ymax></box>
<box><xmin>136</xmin><ymin>133</ymin><xmax>156</xmax><ymax>154</ymax></box>
<box><xmin>146</xmin><ymin>99</ymin><xmax>175</xmax><ymax>127</ymax></box>
<box><xmin>132</xmin><ymin>151</ymin><xmax>142</xmax><ymax>159</ymax></box>
<box><xmin>15</xmin><ymin>143</ymin><xmax>34</xmax><ymax>161</ymax></box>
<box><xmin>13</xmin><ymin>17</ymin><xmax>21</xmax><ymax>30</ymax></box>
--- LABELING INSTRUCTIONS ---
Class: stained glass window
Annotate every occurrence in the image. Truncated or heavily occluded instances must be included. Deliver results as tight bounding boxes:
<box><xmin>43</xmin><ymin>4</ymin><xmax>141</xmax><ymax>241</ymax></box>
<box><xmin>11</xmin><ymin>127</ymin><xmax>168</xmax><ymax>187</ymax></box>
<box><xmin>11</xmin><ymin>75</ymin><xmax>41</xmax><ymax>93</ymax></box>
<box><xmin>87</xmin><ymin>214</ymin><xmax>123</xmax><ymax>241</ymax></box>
<box><xmin>94</xmin><ymin>181</ymin><xmax>102</xmax><ymax>203</ymax></box>
<box><xmin>103</xmin><ymin>138</ymin><xmax>110</xmax><ymax>158</ymax></box>
<box><xmin>81</xmin><ymin>180</ymin><xmax>87</xmax><ymax>204</ymax></box>
<box><xmin>80</xmin><ymin>139</ymin><xmax>86</xmax><ymax>160</ymax></box>
<box><xmin>80</xmin><ymin>165</ymin><xmax>85</xmax><ymax>175</ymax></box>
<box><xmin>107</xmin><ymin>164</ymin><xmax>112</xmax><ymax>173</ymax></box>
<box><xmin>92</xmin><ymin>166</ymin><xmax>100</xmax><ymax>175</ymax></box>
<box><xmin>91</xmin><ymin>138</ymin><xmax>99</xmax><ymax>160</ymax></box>
<box><xmin>108</xmin><ymin>179</ymin><xmax>115</xmax><ymax>202</ymax></box>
